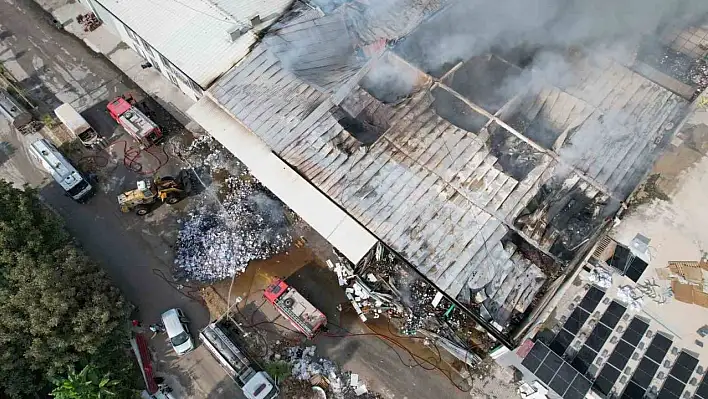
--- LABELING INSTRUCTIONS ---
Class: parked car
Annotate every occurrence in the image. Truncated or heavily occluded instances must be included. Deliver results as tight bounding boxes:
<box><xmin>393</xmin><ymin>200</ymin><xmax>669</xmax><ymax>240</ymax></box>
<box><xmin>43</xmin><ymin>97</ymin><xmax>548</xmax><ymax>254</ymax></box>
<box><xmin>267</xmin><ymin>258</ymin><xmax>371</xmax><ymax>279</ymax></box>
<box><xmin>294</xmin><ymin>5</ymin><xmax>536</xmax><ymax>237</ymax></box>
<box><xmin>161</xmin><ymin>308</ymin><xmax>194</xmax><ymax>355</ymax></box>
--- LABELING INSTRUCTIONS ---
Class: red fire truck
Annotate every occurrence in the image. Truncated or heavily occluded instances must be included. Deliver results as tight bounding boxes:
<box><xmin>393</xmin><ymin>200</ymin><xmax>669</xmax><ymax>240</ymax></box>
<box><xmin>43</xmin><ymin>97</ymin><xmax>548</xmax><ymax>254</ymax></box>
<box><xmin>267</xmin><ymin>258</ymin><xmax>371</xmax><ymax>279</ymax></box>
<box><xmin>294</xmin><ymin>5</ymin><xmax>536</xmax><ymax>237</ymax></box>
<box><xmin>107</xmin><ymin>95</ymin><xmax>163</xmax><ymax>148</ymax></box>
<box><xmin>264</xmin><ymin>279</ymin><xmax>327</xmax><ymax>339</ymax></box>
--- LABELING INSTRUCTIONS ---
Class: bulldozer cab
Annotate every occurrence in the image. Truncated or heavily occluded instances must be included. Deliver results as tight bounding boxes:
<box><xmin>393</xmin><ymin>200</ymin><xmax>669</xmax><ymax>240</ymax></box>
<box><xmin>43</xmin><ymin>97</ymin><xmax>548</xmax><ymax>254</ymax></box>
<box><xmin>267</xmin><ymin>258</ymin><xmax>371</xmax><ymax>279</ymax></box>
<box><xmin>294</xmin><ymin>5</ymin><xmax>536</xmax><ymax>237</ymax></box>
<box><xmin>137</xmin><ymin>180</ymin><xmax>154</xmax><ymax>198</ymax></box>
<box><xmin>118</xmin><ymin>171</ymin><xmax>192</xmax><ymax>215</ymax></box>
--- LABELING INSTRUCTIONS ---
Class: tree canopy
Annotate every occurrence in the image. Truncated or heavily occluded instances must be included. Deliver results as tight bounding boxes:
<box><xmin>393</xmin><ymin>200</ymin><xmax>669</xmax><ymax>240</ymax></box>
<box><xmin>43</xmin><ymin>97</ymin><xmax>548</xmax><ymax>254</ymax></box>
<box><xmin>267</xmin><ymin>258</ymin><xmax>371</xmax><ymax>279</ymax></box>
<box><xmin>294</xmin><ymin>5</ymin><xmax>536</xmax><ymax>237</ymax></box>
<box><xmin>51</xmin><ymin>365</ymin><xmax>119</xmax><ymax>399</ymax></box>
<box><xmin>0</xmin><ymin>181</ymin><xmax>139</xmax><ymax>397</ymax></box>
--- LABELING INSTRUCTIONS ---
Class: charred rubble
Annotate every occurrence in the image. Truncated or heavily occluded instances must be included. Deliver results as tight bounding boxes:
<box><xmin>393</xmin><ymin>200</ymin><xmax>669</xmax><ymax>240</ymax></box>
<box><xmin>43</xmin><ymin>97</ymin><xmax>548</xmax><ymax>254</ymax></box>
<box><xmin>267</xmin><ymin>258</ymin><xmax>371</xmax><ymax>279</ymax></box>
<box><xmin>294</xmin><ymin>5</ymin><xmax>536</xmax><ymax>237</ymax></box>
<box><xmin>333</xmin><ymin>243</ymin><xmax>493</xmax><ymax>356</ymax></box>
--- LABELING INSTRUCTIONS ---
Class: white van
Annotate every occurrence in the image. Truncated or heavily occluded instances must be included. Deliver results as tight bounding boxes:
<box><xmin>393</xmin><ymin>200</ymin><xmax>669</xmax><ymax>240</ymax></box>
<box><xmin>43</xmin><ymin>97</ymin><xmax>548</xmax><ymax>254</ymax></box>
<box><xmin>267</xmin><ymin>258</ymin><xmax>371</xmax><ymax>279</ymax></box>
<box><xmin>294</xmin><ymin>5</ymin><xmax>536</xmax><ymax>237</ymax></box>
<box><xmin>28</xmin><ymin>139</ymin><xmax>93</xmax><ymax>202</ymax></box>
<box><xmin>161</xmin><ymin>308</ymin><xmax>194</xmax><ymax>355</ymax></box>
<box><xmin>53</xmin><ymin>103</ymin><xmax>101</xmax><ymax>148</ymax></box>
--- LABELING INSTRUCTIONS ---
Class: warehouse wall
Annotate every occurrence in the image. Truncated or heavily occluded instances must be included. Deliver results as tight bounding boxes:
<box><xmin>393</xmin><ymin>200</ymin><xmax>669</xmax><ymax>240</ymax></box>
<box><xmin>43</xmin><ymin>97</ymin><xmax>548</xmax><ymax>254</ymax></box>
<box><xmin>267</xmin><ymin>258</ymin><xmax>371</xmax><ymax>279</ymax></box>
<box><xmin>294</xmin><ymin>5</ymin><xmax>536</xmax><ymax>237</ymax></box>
<box><xmin>187</xmin><ymin>96</ymin><xmax>378</xmax><ymax>265</ymax></box>
<box><xmin>83</xmin><ymin>0</ymin><xmax>203</xmax><ymax>102</ymax></box>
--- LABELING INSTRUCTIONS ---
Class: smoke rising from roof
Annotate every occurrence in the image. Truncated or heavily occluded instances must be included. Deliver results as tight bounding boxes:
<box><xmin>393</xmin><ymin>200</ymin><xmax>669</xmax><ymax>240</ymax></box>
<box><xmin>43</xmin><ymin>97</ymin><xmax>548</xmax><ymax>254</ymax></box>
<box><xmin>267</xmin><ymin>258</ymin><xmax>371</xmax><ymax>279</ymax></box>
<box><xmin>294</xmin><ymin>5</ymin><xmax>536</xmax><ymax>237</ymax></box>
<box><xmin>399</xmin><ymin>0</ymin><xmax>708</xmax><ymax>74</ymax></box>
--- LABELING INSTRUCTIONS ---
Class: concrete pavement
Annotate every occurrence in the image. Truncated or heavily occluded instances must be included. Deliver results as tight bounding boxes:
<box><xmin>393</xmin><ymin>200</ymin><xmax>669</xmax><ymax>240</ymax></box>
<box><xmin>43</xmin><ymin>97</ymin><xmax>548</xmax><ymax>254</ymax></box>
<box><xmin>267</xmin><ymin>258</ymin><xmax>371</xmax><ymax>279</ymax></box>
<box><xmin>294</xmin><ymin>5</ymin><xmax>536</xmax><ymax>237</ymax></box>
<box><xmin>5</xmin><ymin>1</ymin><xmax>509</xmax><ymax>398</ymax></box>
<box><xmin>0</xmin><ymin>1</ymin><xmax>242</xmax><ymax>397</ymax></box>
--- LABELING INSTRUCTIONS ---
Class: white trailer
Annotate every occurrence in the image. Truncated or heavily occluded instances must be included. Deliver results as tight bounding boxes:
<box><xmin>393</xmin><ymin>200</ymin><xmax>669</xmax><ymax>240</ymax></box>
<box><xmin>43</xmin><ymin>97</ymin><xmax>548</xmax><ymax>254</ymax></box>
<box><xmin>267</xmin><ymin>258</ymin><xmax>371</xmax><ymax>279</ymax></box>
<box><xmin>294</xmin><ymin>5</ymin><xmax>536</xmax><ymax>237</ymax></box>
<box><xmin>199</xmin><ymin>322</ymin><xmax>279</xmax><ymax>399</ymax></box>
<box><xmin>28</xmin><ymin>139</ymin><xmax>93</xmax><ymax>202</ymax></box>
<box><xmin>53</xmin><ymin>103</ymin><xmax>101</xmax><ymax>148</ymax></box>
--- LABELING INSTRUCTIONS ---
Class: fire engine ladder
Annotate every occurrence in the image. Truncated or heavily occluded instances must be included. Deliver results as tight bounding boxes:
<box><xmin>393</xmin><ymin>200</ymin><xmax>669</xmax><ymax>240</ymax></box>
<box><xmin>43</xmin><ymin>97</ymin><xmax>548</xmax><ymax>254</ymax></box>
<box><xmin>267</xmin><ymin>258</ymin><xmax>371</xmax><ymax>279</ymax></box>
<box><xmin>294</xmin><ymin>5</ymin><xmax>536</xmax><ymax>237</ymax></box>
<box><xmin>134</xmin><ymin>333</ymin><xmax>158</xmax><ymax>393</ymax></box>
<box><xmin>277</xmin><ymin>298</ymin><xmax>314</xmax><ymax>337</ymax></box>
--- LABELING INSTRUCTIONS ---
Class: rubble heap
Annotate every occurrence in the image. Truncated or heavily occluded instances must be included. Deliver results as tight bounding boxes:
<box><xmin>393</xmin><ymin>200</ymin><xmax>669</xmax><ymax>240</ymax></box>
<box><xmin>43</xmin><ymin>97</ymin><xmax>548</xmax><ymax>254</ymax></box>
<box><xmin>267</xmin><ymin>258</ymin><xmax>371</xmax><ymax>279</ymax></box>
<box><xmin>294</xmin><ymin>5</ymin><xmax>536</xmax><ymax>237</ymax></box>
<box><xmin>282</xmin><ymin>346</ymin><xmax>382</xmax><ymax>399</ymax></box>
<box><xmin>354</xmin><ymin>244</ymin><xmax>495</xmax><ymax>353</ymax></box>
<box><xmin>174</xmin><ymin>177</ymin><xmax>292</xmax><ymax>282</ymax></box>
<box><xmin>173</xmin><ymin>136</ymin><xmax>293</xmax><ymax>282</ymax></box>
<box><xmin>185</xmin><ymin>135</ymin><xmax>237</xmax><ymax>173</ymax></box>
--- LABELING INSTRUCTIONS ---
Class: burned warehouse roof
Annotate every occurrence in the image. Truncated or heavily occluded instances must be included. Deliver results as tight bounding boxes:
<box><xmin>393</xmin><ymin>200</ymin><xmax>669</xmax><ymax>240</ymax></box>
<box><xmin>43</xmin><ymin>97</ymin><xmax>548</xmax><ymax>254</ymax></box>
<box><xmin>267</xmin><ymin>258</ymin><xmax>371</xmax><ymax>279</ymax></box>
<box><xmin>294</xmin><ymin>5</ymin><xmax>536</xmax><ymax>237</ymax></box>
<box><xmin>208</xmin><ymin>0</ymin><xmax>704</xmax><ymax>331</ymax></box>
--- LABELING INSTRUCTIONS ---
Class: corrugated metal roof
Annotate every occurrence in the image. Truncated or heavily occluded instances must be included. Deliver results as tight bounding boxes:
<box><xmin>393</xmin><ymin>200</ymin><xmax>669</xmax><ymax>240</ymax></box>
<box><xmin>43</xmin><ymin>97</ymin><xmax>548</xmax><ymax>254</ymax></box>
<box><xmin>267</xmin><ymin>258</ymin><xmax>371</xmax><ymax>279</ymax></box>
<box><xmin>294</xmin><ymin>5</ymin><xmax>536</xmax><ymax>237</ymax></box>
<box><xmin>94</xmin><ymin>0</ymin><xmax>293</xmax><ymax>87</ymax></box>
<box><xmin>206</xmin><ymin>5</ymin><xmax>689</xmax><ymax>328</ymax></box>
<box><xmin>209</xmin><ymin>44</ymin><xmax>551</xmax><ymax>326</ymax></box>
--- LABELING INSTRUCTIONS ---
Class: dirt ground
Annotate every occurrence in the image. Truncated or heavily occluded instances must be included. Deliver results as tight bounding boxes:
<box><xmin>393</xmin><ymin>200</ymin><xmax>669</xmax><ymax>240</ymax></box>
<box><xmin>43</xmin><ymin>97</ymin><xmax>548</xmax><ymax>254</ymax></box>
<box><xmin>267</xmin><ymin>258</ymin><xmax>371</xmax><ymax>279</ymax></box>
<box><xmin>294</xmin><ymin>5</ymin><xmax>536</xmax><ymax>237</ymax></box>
<box><xmin>200</xmin><ymin>228</ymin><xmax>480</xmax><ymax>399</ymax></box>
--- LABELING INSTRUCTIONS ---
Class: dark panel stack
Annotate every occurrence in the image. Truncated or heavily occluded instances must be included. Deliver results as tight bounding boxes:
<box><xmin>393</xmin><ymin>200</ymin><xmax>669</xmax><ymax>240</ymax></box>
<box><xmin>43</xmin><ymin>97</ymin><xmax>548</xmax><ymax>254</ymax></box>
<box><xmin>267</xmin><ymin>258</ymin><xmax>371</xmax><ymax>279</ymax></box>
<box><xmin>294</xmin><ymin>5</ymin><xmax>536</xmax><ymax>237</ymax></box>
<box><xmin>521</xmin><ymin>341</ymin><xmax>593</xmax><ymax>399</ymax></box>
<box><xmin>593</xmin><ymin>317</ymin><xmax>650</xmax><ymax>396</ymax></box>
<box><xmin>607</xmin><ymin>244</ymin><xmax>649</xmax><ymax>282</ymax></box>
<box><xmin>571</xmin><ymin>301</ymin><xmax>626</xmax><ymax>374</ymax></box>
<box><xmin>550</xmin><ymin>286</ymin><xmax>605</xmax><ymax>356</ymax></box>
<box><xmin>695</xmin><ymin>373</ymin><xmax>708</xmax><ymax>399</ymax></box>
<box><xmin>621</xmin><ymin>333</ymin><xmax>673</xmax><ymax>398</ymax></box>
<box><xmin>657</xmin><ymin>351</ymin><xmax>698</xmax><ymax>399</ymax></box>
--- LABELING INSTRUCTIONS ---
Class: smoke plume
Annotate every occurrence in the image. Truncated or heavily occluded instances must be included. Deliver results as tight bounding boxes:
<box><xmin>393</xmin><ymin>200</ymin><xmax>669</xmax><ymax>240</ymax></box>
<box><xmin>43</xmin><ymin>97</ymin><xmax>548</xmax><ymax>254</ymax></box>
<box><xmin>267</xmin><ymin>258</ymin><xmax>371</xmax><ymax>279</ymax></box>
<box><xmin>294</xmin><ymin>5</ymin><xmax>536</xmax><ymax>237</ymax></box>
<box><xmin>398</xmin><ymin>0</ymin><xmax>708</xmax><ymax>74</ymax></box>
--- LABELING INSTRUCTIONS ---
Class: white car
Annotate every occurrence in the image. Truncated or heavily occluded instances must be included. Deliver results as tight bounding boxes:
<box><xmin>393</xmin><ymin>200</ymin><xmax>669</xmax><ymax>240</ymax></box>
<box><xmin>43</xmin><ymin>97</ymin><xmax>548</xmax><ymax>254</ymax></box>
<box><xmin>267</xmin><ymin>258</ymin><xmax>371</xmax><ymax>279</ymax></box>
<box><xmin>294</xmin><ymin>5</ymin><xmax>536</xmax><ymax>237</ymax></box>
<box><xmin>161</xmin><ymin>308</ymin><xmax>194</xmax><ymax>355</ymax></box>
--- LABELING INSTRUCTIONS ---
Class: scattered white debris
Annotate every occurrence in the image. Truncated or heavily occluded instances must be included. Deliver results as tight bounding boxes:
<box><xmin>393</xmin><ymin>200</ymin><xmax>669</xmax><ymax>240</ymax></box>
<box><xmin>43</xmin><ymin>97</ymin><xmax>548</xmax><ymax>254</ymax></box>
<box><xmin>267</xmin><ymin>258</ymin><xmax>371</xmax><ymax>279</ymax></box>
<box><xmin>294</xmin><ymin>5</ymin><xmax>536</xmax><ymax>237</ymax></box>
<box><xmin>588</xmin><ymin>267</ymin><xmax>612</xmax><ymax>289</ymax></box>
<box><xmin>174</xmin><ymin>139</ymin><xmax>292</xmax><ymax>282</ymax></box>
<box><xmin>617</xmin><ymin>285</ymin><xmax>643</xmax><ymax>312</ymax></box>
<box><xmin>354</xmin><ymin>384</ymin><xmax>368</xmax><ymax>396</ymax></box>
<box><xmin>286</xmin><ymin>346</ymin><xmax>344</xmax><ymax>398</ymax></box>
<box><xmin>431</xmin><ymin>291</ymin><xmax>444</xmax><ymax>307</ymax></box>
<box><xmin>185</xmin><ymin>135</ymin><xmax>238</xmax><ymax>172</ymax></box>
<box><xmin>366</xmin><ymin>273</ymin><xmax>377</xmax><ymax>283</ymax></box>
<box><xmin>350</xmin><ymin>373</ymin><xmax>359</xmax><ymax>387</ymax></box>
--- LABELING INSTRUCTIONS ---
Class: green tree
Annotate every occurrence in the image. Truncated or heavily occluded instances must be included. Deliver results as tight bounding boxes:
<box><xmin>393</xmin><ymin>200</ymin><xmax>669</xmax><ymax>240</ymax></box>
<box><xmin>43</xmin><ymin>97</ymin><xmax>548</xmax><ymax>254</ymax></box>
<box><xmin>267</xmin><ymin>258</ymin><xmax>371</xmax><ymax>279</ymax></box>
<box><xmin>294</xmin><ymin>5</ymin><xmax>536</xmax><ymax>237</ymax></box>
<box><xmin>51</xmin><ymin>365</ymin><xmax>118</xmax><ymax>399</ymax></box>
<box><xmin>0</xmin><ymin>181</ymin><xmax>139</xmax><ymax>397</ymax></box>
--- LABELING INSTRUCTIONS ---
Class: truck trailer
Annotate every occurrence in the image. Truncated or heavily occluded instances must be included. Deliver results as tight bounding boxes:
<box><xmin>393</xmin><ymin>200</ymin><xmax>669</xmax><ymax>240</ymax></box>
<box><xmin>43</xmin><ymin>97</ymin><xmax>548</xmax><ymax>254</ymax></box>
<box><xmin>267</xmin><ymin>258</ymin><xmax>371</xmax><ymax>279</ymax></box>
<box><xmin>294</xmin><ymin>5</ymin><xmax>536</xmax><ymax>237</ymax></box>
<box><xmin>199</xmin><ymin>322</ymin><xmax>278</xmax><ymax>399</ymax></box>
<box><xmin>53</xmin><ymin>103</ymin><xmax>101</xmax><ymax>148</ymax></box>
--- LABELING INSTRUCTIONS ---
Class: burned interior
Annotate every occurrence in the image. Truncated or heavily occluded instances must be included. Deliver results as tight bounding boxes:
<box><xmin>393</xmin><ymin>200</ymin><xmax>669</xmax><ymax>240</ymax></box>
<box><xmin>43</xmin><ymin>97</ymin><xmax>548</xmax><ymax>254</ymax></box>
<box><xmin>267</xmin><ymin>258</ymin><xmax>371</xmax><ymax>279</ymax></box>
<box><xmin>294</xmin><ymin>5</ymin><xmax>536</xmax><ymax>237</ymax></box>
<box><xmin>486</xmin><ymin>122</ymin><xmax>544</xmax><ymax>181</ymax></box>
<box><xmin>209</xmin><ymin>0</ymin><xmax>705</xmax><ymax>341</ymax></box>
<box><xmin>514</xmin><ymin>172</ymin><xmax>620</xmax><ymax>261</ymax></box>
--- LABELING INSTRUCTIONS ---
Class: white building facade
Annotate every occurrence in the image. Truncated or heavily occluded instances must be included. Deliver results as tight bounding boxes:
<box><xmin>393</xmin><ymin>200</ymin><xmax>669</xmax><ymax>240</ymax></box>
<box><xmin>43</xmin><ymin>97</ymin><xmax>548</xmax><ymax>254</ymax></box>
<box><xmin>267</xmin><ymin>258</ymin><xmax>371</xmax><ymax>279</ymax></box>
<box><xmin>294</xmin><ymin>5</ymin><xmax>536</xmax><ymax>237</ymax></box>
<box><xmin>79</xmin><ymin>0</ymin><xmax>293</xmax><ymax>101</ymax></box>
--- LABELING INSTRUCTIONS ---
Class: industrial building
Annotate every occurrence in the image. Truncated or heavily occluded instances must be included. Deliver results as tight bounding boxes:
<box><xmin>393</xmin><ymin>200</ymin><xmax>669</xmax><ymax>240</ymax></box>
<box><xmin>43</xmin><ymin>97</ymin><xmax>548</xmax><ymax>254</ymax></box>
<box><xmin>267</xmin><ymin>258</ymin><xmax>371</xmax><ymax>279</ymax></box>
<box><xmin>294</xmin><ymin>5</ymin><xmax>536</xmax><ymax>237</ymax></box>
<box><xmin>497</xmin><ymin>91</ymin><xmax>708</xmax><ymax>398</ymax></box>
<box><xmin>78</xmin><ymin>0</ymin><xmax>294</xmax><ymax>101</ymax></box>
<box><xmin>178</xmin><ymin>0</ymin><xmax>708</xmax><ymax>397</ymax></box>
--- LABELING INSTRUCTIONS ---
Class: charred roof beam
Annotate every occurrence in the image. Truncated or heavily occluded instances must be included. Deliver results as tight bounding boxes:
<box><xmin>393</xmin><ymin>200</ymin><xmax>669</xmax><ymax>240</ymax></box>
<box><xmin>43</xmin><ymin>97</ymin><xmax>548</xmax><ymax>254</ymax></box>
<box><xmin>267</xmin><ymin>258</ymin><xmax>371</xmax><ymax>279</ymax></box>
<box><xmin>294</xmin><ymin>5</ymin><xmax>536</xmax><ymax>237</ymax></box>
<box><xmin>385</xmin><ymin>51</ymin><xmax>622</xmax><ymax>203</ymax></box>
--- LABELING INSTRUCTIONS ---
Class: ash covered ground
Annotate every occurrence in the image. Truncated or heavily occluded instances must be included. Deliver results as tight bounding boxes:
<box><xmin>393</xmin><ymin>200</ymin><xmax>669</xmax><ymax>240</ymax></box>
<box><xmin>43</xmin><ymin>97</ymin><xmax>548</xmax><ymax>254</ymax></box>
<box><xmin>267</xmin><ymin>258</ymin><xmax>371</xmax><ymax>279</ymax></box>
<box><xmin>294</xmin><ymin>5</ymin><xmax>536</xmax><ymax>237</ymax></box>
<box><xmin>172</xmin><ymin>136</ymin><xmax>293</xmax><ymax>282</ymax></box>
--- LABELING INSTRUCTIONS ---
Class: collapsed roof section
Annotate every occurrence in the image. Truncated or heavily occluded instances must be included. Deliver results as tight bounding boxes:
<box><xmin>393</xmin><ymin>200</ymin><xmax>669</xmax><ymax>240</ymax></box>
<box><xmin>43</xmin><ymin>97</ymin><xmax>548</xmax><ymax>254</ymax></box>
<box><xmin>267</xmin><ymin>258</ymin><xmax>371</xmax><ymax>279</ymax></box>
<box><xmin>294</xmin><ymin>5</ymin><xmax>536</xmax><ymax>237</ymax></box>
<box><xmin>209</xmin><ymin>0</ymin><xmax>689</xmax><ymax>329</ymax></box>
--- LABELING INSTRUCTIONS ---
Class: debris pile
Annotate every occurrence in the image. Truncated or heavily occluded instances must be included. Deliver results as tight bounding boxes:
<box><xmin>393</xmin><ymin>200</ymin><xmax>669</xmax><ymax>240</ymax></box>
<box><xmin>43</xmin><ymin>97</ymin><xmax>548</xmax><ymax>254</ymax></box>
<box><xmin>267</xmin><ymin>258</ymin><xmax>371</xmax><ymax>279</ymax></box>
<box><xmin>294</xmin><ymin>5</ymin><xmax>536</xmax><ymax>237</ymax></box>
<box><xmin>184</xmin><ymin>135</ymin><xmax>238</xmax><ymax>174</ymax></box>
<box><xmin>174</xmin><ymin>137</ymin><xmax>293</xmax><ymax>282</ymax></box>
<box><xmin>76</xmin><ymin>12</ymin><xmax>101</xmax><ymax>32</ymax></box>
<box><xmin>587</xmin><ymin>267</ymin><xmax>612</xmax><ymax>289</ymax></box>
<box><xmin>617</xmin><ymin>285</ymin><xmax>643</xmax><ymax>312</ymax></box>
<box><xmin>174</xmin><ymin>177</ymin><xmax>292</xmax><ymax>281</ymax></box>
<box><xmin>690</xmin><ymin>59</ymin><xmax>708</xmax><ymax>94</ymax></box>
<box><xmin>354</xmin><ymin>243</ymin><xmax>494</xmax><ymax>354</ymax></box>
<box><xmin>328</xmin><ymin>257</ymin><xmax>402</xmax><ymax>322</ymax></box>
<box><xmin>282</xmin><ymin>346</ymin><xmax>382</xmax><ymax>398</ymax></box>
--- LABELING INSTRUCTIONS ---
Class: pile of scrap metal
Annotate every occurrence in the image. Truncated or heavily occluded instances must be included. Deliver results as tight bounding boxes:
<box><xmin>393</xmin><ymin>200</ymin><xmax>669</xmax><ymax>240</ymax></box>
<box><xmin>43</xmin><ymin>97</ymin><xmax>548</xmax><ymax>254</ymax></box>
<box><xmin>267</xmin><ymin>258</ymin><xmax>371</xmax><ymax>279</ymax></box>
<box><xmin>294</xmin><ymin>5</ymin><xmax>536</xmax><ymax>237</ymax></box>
<box><xmin>334</xmin><ymin>243</ymin><xmax>486</xmax><ymax>362</ymax></box>
<box><xmin>76</xmin><ymin>13</ymin><xmax>101</xmax><ymax>32</ymax></box>
<box><xmin>327</xmin><ymin>251</ymin><xmax>403</xmax><ymax>322</ymax></box>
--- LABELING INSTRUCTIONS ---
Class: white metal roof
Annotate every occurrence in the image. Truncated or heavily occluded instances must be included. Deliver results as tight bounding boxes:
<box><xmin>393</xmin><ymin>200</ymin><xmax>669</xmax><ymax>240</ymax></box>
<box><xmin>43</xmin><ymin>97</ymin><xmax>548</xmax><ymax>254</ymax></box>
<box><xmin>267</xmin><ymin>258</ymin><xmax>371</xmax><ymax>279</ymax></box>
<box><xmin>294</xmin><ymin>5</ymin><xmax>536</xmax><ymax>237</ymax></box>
<box><xmin>94</xmin><ymin>0</ymin><xmax>293</xmax><ymax>88</ymax></box>
<box><xmin>29</xmin><ymin>139</ymin><xmax>84</xmax><ymax>191</ymax></box>
<box><xmin>54</xmin><ymin>103</ymin><xmax>91</xmax><ymax>135</ymax></box>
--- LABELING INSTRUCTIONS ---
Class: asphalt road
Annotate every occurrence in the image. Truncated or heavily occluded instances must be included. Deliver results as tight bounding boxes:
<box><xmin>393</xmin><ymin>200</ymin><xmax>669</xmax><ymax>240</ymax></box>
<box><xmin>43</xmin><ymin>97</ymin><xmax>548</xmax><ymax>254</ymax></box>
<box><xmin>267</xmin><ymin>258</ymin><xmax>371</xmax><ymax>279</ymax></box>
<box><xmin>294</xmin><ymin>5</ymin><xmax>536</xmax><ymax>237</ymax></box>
<box><xmin>0</xmin><ymin>2</ymin><xmax>243</xmax><ymax>397</ymax></box>
<box><xmin>0</xmin><ymin>2</ymin><xmax>477</xmax><ymax>399</ymax></box>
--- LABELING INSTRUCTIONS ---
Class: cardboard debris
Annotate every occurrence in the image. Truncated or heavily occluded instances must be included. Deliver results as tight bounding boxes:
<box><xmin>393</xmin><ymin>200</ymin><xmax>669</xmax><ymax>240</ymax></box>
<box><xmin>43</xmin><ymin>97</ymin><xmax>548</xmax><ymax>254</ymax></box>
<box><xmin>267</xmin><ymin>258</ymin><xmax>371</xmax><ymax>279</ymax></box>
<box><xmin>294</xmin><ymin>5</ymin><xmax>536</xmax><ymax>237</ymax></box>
<box><xmin>658</xmin><ymin>260</ymin><xmax>708</xmax><ymax>308</ymax></box>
